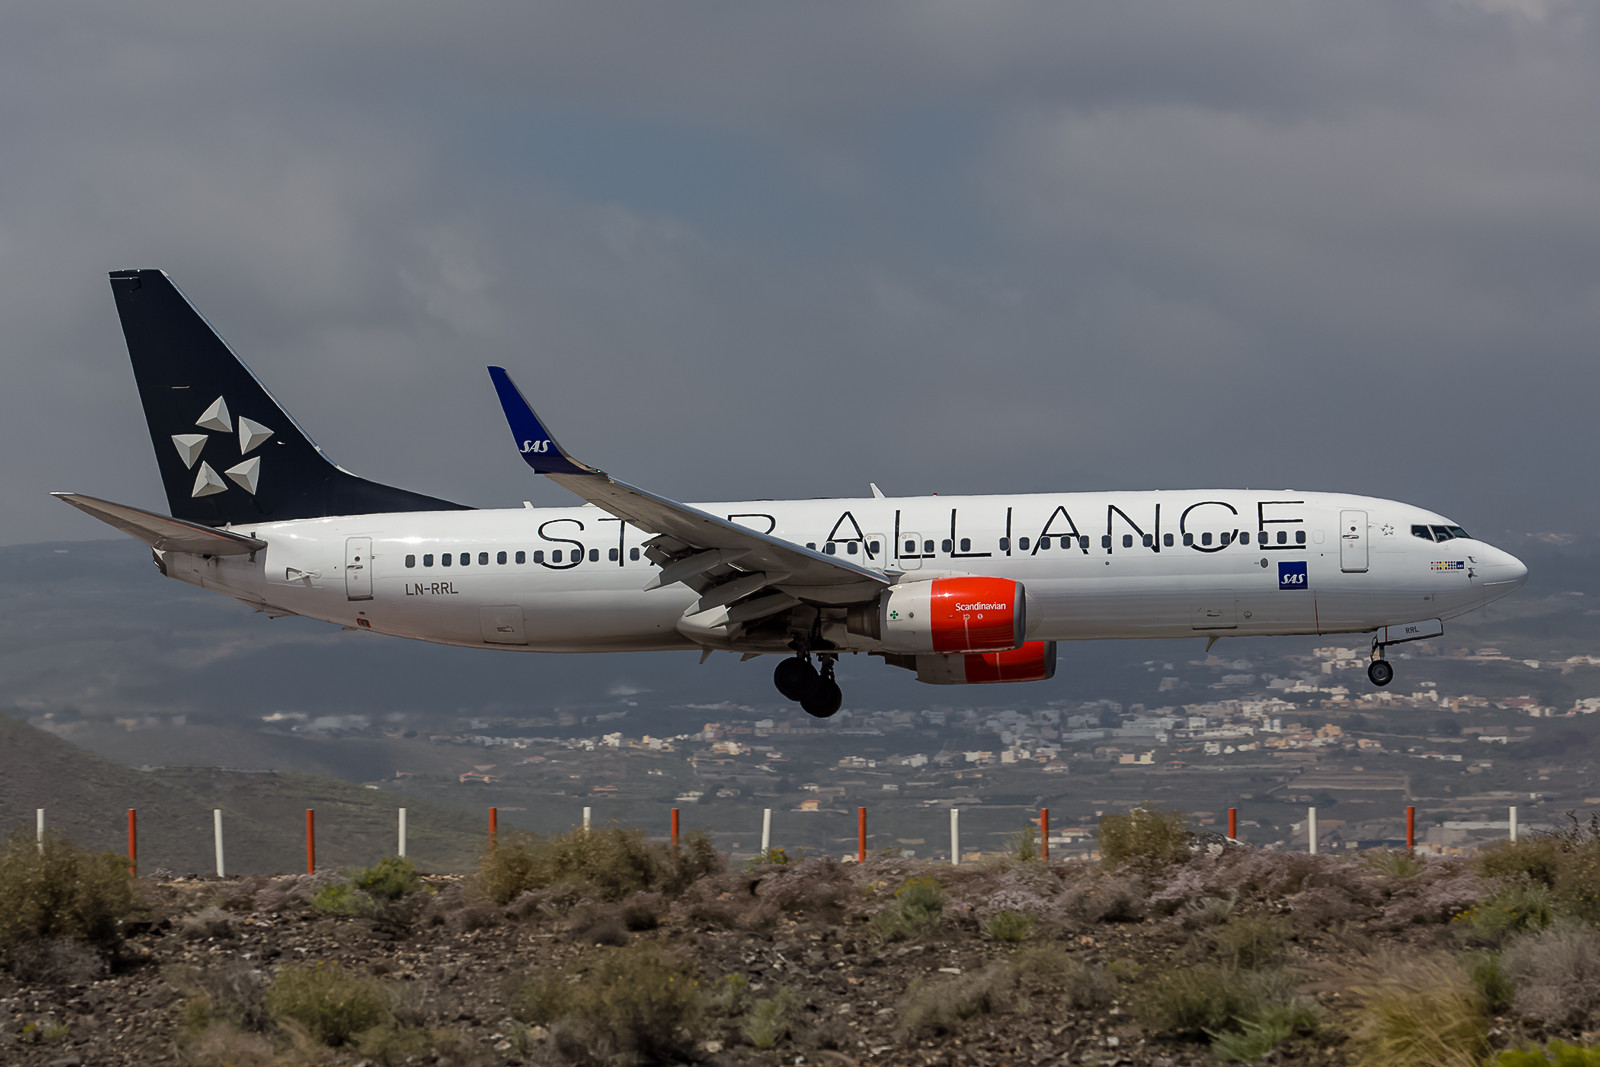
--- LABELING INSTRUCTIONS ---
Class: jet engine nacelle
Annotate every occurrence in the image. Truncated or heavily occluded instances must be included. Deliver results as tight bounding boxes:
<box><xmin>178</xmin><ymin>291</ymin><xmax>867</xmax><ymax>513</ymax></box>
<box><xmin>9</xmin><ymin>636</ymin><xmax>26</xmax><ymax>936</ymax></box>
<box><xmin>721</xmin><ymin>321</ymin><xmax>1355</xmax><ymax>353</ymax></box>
<box><xmin>859</xmin><ymin>576</ymin><xmax>1026</xmax><ymax>655</ymax></box>
<box><xmin>909</xmin><ymin>640</ymin><xmax>1058</xmax><ymax>685</ymax></box>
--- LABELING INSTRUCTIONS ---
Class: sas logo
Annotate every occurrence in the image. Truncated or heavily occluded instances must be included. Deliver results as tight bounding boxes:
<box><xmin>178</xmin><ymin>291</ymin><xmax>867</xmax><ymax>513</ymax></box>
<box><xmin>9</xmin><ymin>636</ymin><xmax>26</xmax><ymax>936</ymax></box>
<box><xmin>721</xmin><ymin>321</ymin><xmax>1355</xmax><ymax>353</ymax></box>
<box><xmin>1430</xmin><ymin>560</ymin><xmax>1466</xmax><ymax>571</ymax></box>
<box><xmin>1278</xmin><ymin>560</ymin><xmax>1308</xmax><ymax>590</ymax></box>
<box><xmin>520</xmin><ymin>439</ymin><xmax>551</xmax><ymax>454</ymax></box>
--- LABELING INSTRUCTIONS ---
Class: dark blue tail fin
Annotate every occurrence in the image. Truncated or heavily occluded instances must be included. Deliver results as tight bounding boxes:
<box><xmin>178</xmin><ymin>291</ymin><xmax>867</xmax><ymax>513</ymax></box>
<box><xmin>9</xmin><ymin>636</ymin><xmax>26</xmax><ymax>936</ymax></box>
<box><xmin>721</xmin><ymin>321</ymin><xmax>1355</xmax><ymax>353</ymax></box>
<box><xmin>109</xmin><ymin>269</ymin><xmax>469</xmax><ymax>526</ymax></box>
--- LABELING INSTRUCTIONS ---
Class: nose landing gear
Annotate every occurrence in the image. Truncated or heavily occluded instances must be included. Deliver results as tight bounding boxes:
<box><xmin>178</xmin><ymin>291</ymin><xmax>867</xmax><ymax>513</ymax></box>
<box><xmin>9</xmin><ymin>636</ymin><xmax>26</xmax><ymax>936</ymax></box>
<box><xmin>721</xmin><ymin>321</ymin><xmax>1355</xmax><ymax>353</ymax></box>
<box><xmin>774</xmin><ymin>652</ymin><xmax>843</xmax><ymax>718</ymax></box>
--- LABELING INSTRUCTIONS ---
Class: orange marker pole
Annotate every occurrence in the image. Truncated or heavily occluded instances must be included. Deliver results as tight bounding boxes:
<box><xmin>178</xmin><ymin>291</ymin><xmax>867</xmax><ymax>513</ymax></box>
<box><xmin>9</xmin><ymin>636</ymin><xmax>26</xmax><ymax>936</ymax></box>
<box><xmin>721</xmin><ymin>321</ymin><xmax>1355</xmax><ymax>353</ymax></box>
<box><xmin>1406</xmin><ymin>805</ymin><xmax>1415</xmax><ymax>850</ymax></box>
<box><xmin>306</xmin><ymin>809</ymin><xmax>315</xmax><ymax>874</ymax></box>
<box><xmin>489</xmin><ymin>807</ymin><xmax>498</xmax><ymax>851</ymax></box>
<box><xmin>857</xmin><ymin>807</ymin><xmax>867</xmax><ymax>863</ymax></box>
<box><xmin>127</xmin><ymin>809</ymin><xmax>137</xmax><ymax>878</ymax></box>
<box><xmin>1228</xmin><ymin>807</ymin><xmax>1238</xmax><ymax>840</ymax></box>
<box><xmin>1040</xmin><ymin>808</ymin><xmax>1050</xmax><ymax>862</ymax></box>
<box><xmin>670</xmin><ymin>807</ymin><xmax>680</xmax><ymax>851</ymax></box>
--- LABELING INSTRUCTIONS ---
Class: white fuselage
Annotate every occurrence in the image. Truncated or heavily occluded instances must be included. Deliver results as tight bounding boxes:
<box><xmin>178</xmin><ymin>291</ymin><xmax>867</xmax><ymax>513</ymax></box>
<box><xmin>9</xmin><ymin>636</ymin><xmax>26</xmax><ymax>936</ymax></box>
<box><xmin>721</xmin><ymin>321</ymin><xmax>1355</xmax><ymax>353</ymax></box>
<box><xmin>156</xmin><ymin>489</ymin><xmax>1528</xmax><ymax>656</ymax></box>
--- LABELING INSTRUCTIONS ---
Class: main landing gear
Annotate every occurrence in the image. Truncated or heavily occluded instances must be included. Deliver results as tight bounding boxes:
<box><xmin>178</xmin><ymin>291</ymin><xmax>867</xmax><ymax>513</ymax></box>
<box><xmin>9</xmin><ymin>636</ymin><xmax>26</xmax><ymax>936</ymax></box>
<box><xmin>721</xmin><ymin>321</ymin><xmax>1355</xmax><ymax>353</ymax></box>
<box><xmin>1368</xmin><ymin>658</ymin><xmax>1394</xmax><ymax>687</ymax></box>
<box><xmin>774</xmin><ymin>653</ymin><xmax>843</xmax><ymax>718</ymax></box>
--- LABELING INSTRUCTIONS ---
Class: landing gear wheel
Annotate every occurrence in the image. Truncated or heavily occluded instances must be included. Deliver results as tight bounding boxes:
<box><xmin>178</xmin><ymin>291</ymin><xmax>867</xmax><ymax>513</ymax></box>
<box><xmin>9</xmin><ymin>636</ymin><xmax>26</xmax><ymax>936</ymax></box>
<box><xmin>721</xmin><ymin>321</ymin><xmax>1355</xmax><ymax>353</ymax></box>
<box><xmin>801</xmin><ymin>675</ymin><xmax>843</xmax><ymax>718</ymax></box>
<box><xmin>1368</xmin><ymin>659</ymin><xmax>1394</xmax><ymax>687</ymax></box>
<box><xmin>773</xmin><ymin>656</ymin><xmax>819</xmax><ymax>702</ymax></box>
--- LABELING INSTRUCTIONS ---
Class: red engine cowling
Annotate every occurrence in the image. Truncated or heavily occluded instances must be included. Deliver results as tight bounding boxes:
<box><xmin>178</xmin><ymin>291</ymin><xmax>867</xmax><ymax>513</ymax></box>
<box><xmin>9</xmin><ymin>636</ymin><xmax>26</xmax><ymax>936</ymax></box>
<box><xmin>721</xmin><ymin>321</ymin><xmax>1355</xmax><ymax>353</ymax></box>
<box><xmin>912</xmin><ymin>641</ymin><xmax>1058</xmax><ymax>685</ymax></box>
<box><xmin>876</xmin><ymin>576</ymin><xmax>1026</xmax><ymax>655</ymax></box>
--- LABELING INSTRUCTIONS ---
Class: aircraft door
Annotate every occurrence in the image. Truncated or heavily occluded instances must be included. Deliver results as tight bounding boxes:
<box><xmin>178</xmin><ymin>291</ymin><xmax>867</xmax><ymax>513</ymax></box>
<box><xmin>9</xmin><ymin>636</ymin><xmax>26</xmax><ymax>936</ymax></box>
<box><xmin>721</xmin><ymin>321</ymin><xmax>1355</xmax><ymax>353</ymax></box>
<box><xmin>344</xmin><ymin>537</ymin><xmax>373</xmax><ymax>601</ymax></box>
<box><xmin>1339</xmin><ymin>511</ymin><xmax>1369</xmax><ymax>573</ymax></box>
<box><xmin>897</xmin><ymin>531</ymin><xmax>923</xmax><ymax>571</ymax></box>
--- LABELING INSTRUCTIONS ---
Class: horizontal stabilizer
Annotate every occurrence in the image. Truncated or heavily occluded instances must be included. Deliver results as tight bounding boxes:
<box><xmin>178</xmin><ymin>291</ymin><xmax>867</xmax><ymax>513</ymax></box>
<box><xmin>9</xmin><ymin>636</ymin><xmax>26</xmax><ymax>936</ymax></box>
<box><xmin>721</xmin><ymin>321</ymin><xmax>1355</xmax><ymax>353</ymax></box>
<box><xmin>52</xmin><ymin>493</ymin><xmax>266</xmax><ymax>555</ymax></box>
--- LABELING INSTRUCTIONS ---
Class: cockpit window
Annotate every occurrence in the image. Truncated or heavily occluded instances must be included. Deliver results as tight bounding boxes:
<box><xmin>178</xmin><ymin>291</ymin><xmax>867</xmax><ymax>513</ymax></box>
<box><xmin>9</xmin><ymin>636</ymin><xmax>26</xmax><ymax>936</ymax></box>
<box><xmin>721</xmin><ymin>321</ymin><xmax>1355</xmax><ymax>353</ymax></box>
<box><xmin>1413</xmin><ymin>524</ymin><xmax>1472</xmax><ymax>543</ymax></box>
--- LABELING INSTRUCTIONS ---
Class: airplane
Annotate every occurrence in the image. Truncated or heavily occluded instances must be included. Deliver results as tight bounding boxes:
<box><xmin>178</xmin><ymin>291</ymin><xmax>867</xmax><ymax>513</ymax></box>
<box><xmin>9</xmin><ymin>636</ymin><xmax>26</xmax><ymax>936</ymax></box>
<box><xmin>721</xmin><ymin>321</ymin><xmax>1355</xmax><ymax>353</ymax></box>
<box><xmin>55</xmin><ymin>269</ymin><xmax>1529</xmax><ymax>718</ymax></box>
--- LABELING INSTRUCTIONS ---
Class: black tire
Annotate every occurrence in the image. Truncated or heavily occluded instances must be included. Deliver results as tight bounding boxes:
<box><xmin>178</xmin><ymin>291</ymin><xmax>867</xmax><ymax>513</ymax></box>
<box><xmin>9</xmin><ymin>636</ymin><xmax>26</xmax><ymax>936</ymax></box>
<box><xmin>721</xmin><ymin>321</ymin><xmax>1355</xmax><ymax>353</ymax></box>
<box><xmin>774</xmin><ymin>657</ymin><xmax>819</xmax><ymax>702</ymax></box>
<box><xmin>801</xmin><ymin>676</ymin><xmax>843</xmax><ymax>718</ymax></box>
<box><xmin>1368</xmin><ymin>659</ymin><xmax>1394</xmax><ymax>687</ymax></box>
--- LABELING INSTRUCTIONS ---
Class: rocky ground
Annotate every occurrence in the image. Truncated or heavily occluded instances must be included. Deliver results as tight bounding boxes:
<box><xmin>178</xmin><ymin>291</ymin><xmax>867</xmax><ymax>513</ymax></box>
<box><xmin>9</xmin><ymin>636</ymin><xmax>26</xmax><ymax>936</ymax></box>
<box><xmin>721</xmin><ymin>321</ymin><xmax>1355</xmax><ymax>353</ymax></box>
<box><xmin>0</xmin><ymin>838</ymin><xmax>1584</xmax><ymax>1067</ymax></box>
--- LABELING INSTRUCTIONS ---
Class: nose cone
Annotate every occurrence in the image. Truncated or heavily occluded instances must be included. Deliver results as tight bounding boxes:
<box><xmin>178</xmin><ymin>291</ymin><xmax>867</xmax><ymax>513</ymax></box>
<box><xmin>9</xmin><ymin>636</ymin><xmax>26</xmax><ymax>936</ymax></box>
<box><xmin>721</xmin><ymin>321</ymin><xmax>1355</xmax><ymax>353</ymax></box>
<box><xmin>1480</xmin><ymin>545</ymin><xmax>1529</xmax><ymax>600</ymax></box>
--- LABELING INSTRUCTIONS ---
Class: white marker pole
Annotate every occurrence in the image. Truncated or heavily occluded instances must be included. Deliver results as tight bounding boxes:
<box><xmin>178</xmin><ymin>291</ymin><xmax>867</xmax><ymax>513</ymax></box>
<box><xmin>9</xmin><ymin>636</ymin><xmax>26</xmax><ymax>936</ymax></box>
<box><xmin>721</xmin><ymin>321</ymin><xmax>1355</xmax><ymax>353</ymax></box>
<box><xmin>1308</xmin><ymin>806</ymin><xmax>1318</xmax><ymax>856</ymax></box>
<box><xmin>583</xmin><ymin>806</ymin><xmax>592</xmax><ymax>832</ymax></box>
<box><xmin>761</xmin><ymin>808</ymin><xmax>772</xmax><ymax>855</ymax></box>
<box><xmin>1509</xmin><ymin>805</ymin><xmax>1519</xmax><ymax>843</ymax></box>
<box><xmin>398</xmin><ymin>808</ymin><xmax>408</xmax><ymax>858</ymax></box>
<box><xmin>950</xmin><ymin>808</ymin><xmax>961</xmax><ymax>865</ymax></box>
<box><xmin>36</xmin><ymin>808</ymin><xmax>44</xmax><ymax>852</ymax></box>
<box><xmin>213</xmin><ymin>809</ymin><xmax>226</xmax><ymax>878</ymax></box>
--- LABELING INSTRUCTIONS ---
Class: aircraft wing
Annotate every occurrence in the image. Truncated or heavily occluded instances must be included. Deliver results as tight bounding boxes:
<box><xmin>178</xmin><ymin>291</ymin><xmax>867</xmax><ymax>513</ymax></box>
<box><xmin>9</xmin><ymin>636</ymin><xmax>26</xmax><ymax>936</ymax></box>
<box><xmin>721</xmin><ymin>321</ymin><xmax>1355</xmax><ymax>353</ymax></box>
<box><xmin>52</xmin><ymin>492</ymin><xmax>267</xmax><ymax>556</ymax></box>
<box><xmin>487</xmin><ymin>368</ymin><xmax>889</xmax><ymax>619</ymax></box>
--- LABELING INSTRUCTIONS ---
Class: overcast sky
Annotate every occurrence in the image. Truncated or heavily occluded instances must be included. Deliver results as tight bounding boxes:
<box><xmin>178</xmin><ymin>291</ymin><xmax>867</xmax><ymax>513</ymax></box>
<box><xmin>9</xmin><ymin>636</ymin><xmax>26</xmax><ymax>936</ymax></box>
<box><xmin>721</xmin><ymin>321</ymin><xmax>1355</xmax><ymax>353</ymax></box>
<box><xmin>5</xmin><ymin>0</ymin><xmax>1597</xmax><ymax>546</ymax></box>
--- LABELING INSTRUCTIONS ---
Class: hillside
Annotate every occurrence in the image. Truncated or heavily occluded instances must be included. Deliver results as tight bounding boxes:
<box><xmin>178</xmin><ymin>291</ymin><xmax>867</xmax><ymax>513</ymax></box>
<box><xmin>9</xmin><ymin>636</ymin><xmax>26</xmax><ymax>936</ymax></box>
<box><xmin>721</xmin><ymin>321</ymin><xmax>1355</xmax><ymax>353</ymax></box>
<box><xmin>0</xmin><ymin>714</ymin><xmax>487</xmax><ymax>873</ymax></box>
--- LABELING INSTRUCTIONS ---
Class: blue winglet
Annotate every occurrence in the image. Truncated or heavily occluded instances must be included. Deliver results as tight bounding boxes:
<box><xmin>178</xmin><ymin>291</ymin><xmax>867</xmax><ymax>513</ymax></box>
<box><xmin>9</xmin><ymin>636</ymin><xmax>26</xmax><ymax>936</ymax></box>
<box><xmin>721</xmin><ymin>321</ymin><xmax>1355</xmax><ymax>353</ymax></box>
<box><xmin>487</xmin><ymin>367</ymin><xmax>596</xmax><ymax>476</ymax></box>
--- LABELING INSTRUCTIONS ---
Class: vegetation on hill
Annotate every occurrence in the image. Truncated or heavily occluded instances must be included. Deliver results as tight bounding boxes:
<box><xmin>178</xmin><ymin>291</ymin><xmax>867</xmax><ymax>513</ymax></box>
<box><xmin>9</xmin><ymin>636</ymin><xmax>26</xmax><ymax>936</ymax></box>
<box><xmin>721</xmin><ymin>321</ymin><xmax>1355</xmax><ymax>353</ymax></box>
<box><xmin>5</xmin><ymin>810</ymin><xmax>1600</xmax><ymax>1063</ymax></box>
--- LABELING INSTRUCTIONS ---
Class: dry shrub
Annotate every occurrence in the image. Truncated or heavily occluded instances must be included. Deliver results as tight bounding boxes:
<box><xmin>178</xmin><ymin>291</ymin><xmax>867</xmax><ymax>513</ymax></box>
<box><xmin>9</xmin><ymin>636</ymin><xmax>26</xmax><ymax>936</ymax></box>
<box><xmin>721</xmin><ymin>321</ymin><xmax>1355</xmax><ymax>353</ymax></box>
<box><xmin>182</xmin><ymin>1022</ymin><xmax>278</xmax><ymax>1067</ymax></box>
<box><xmin>1061</xmin><ymin>870</ymin><xmax>1147</xmax><ymax>923</ymax></box>
<box><xmin>1480</xmin><ymin>815</ymin><xmax>1600</xmax><ymax>924</ymax></box>
<box><xmin>6</xmin><ymin>937</ymin><xmax>104</xmax><ymax>985</ymax></box>
<box><xmin>1133</xmin><ymin>963</ymin><xmax>1290</xmax><ymax>1039</ymax></box>
<box><xmin>1012</xmin><ymin>945</ymin><xmax>1114</xmax><ymax>1010</ymax></box>
<box><xmin>1376</xmin><ymin>860</ymin><xmax>1486</xmax><ymax>929</ymax></box>
<box><xmin>566</xmin><ymin>906</ymin><xmax>629</xmax><ymax>946</ymax></box>
<box><xmin>899</xmin><ymin>962</ymin><xmax>1015</xmax><ymax>1037</ymax></box>
<box><xmin>749</xmin><ymin>856</ymin><xmax>856</xmax><ymax>925</ymax></box>
<box><xmin>1209</xmin><ymin>914</ymin><xmax>1291</xmax><ymax>970</ymax></box>
<box><xmin>1502</xmin><ymin>921</ymin><xmax>1600</xmax><ymax>1030</ymax></box>
<box><xmin>1098</xmin><ymin>808</ymin><xmax>1191</xmax><ymax>870</ymax></box>
<box><xmin>0</xmin><ymin>829</ymin><xmax>140</xmax><ymax>956</ymax></box>
<box><xmin>474</xmin><ymin>827</ymin><xmax>721</xmax><ymax>906</ymax></box>
<box><xmin>513</xmin><ymin>942</ymin><xmax>702</xmax><ymax>1066</ymax></box>
<box><xmin>264</xmin><ymin>962</ymin><xmax>392</xmax><ymax>1047</ymax></box>
<box><xmin>181</xmin><ymin>906</ymin><xmax>237</xmax><ymax>941</ymax></box>
<box><xmin>173</xmin><ymin>959</ymin><xmax>273</xmax><ymax>1035</ymax></box>
<box><xmin>1323</xmin><ymin>951</ymin><xmax>1488</xmax><ymax>1067</ymax></box>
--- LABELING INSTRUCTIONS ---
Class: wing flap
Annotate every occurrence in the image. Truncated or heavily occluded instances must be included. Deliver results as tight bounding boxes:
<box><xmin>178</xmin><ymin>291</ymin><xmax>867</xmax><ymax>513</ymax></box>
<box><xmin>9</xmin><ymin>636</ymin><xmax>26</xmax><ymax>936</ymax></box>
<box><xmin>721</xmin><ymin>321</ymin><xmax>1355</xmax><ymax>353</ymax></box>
<box><xmin>53</xmin><ymin>492</ymin><xmax>267</xmax><ymax>555</ymax></box>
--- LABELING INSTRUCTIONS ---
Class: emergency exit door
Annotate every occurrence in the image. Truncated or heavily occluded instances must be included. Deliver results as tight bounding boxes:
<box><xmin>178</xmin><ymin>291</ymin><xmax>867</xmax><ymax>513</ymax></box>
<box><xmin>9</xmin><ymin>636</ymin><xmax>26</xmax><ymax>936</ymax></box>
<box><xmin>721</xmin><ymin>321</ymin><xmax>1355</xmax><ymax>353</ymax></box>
<box><xmin>345</xmin><ymin>537</ymin><xmax>373</xmax><ymax>600</ymax></box>
<box><xmin>1339</xmin><ymin>511</ymin><xmax>1368</xmax><ymax>573</ymax></box>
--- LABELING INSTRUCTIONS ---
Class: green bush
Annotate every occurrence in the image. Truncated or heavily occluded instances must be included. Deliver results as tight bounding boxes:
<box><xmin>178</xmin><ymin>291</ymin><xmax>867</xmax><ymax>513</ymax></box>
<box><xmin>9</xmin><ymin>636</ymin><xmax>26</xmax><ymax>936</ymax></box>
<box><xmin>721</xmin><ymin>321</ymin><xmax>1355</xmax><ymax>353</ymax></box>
<box><xmin>1335</xmin><ymin>953</ymin><xmax>1489</xmax><ymax>1067</ymax></box>
<box><xmin>983</xmin><ymin>909</ymin><xmax>1034</xmax><ymax>943</ymax></box>
<box><xmin>0</xmin><ymin>830</ymin><xmax>139</xmax><ymax>954</ymax></box>
<box><xmin>742</xmin><ymin>987</ymin><xmax>797</xmax><ymax>1049</ymax></box>
<box><xmin>1097</xmin><ymin>808</ymin><xmax>1190</xmax><ymax>869</ymax></box>
<box><xmin>747</xmin><ymin>848</ymin><xmax>790</xmax><ymax>867</ymax></box>
<box><xmin>873</xmin><ymin>875</ymin><xmax>945</xmax><ymax>941</ymax></box>
<box><xmin>311</xmin><ymin>881</ymin><xmax>370</xmax><ymax>917</ymax></box>
<box><xmin>475</xmin><ymin>826</ymin><xmax>722</xmax><ymax>905</ymax></box>
<box><xmin>1209</xmin><ymin>914</ymin><xmax>1291</xmax><ymax>970</ymax></box>
<box><xmin>1210</xmin><ymin>999</ymin><xmax>1319</xmax><ymax>1063</ymax></box>
<box><xmin>1479</xmin><ymin>817</ymin><xmax>1600</xmax><ymax>924</ymax></box>
<box><xmin>1467</xmin><ymin>951</ymin><xmax>1515</xmax><ymax>1016</ymax></box>
<box><xmin>1007</xmin><ymin>826</ymin><xmax>1039</xmax><ymax>861</ymax></box>
<box><xmin>352</xmin><ymin>856</ymin><xmax>422</xmax><ymax>901</ymax></box>
<box><xmin>513</xmin><ymin>943</ymin><xmax>701</xmax><ymax>1066</ymax></box>
<box><xmin>264</xmin><ymin>962</ymin><xmax>392</xmax><ymax>1046</ymax></box>
<box><xmin>1489</xmin><ymin>1041</ymin><xmax>1600</xmax><ymax>1067</ymax></box>
<box><xmin>1463</xmin><ymin>881</ymin><xmax>1554</xmax><ymax>938</ymax></box>
<box><xmin>1366</xmin><ymin>849</ymin><xmax>1425</xmax><ymax>878</ymax></box>
<box><xmin>1134</xmin><ymin>963</ymin><xmax>1272</xmax><ymax>1039</ymax></box>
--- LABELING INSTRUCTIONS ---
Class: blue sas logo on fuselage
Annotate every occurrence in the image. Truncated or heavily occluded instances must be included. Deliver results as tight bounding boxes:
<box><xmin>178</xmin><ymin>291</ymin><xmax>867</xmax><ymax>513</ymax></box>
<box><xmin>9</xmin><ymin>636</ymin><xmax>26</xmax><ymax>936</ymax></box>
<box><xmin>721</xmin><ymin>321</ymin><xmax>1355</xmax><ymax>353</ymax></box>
<box><xmin>1278</xmin><ymin>560</ymin><xmax>1308</xmax><ymax>590</ymax></box>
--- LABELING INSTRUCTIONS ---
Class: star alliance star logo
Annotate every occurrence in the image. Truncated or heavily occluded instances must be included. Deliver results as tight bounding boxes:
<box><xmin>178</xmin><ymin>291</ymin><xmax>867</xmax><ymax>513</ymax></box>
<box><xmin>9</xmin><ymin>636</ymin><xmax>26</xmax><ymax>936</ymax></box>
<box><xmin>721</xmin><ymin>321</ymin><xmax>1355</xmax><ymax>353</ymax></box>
<box><xmin>170</xmin><ymin>396</ymin><xmax>273</xmax><ymax>498</ymax></box>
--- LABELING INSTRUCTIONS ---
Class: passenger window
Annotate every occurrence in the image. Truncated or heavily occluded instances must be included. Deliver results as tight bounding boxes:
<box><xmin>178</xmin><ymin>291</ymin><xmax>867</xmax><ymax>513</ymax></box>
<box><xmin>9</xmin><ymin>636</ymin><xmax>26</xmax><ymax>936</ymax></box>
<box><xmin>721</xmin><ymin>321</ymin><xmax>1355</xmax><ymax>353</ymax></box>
<box><xmin>629</xmin><ymin>548</ymin><xmax>640</xmax><ymax>561</ymax></box>
<box><xmin>1142</xmin><ymin>534</ymin><xmax>1153</xmax><ymax>548</ymax></box>
<box><xmin>1296</xmin><ymin>531</ymin><xmax>1306</xmax><ymax>544</ymax></box>
<box><xmin>478</xmin><ymin>552</ymin><xmax>489</xmax><ymax>565</ymax></box>
<box><xmin>1239</xmin><ymin>532</ymin><xmax>1250</xmax><ymax>545</ymax></box>
<box><xmin>405</xmin><ymin>554</ymin><xmax>416</xmax><ymax>568</ymax></box>
<box><xmin>1123</xmin><ymin>534</ymin><xmax>1134</xmax><ymax>548</ymax></box>
<box><xmin>959</xmin><ymin>538</ymin><xmax>971</xmax><ymax>552</ymax></box>
<box><xmin>923</xmin><ymin>540</ymin><xmax>935</xmax><ymax>553</ymax></box>
<box><xmin>1220</xmin><ymin>533</ymin><xmax>1232</xmax><ymax>547</ymax></box>
<box><xmin>551</xmin><ymin>550</ymin><xmax>563</xmax><ymax>563</ymax></box>
<box><xmin>1277</xmin><ymin>531</ymin><xmax>1287</xmax><ymax>544</ymax></box>
<box><xmin>515</xmin><ymin>551</ymin><xmax>526</xmax><ymax>564</ymax></box>
<box><xmin>824</xmin><ymin>543</ymin><xmax>836</xmax><ymax>555</ymax></box>
<box><xmin>423</xmin><ymin>554</ymin><xmax>434</xmax><ymax>567</ymax></box>
<box><xmin>496</xmin><ymin>551</ymin><xmax>507</xmax><ymax>565</ymax></box>
<box><xmin>441</xmin><ymin>554</ymin><xmax>451</xmax><ymax>567</ymax></box>
<box><xmin>589</xmin><ymin>549</ymin><xmax>599</xmax><ymax>562</ymax></box>
<box><xmin>608</xmin><ymin>548</ymin><xmax>619</xmax><ymax>561</ymax></box>
<box><xmin>808</xmin><ymin>543</ymin><xmax>818</xmax><ymax>551</ymax></box>
<box><xmin>902</xmin><ymin>540</ymin><xmax>915</xmax><ymax>553</ymax></box>
<box><xmin>1164</xmin><ymin>534</ymin><xmax>1174</xmax><ymax>547</ymax></box>
<box><xmin>846</xmin><ymin>541</ymin><xmax>858</xmax><ymax>555</ymax></box>
<box><xmin>459</xmin><ymin>553</ymin><xmax>470</xmax><ymax>566</ymax></box>
<box><xmin>941</xmin><ymin>539</ymin><xmax>953</xmax><ymax>553</ymax></box>
<box><xmin>1040</xmin><ymin>536</ymin><xmax>1052</xmax><ymax>550</ymax></box>
<box><xmin>1101</xmin><ymin>535</ymin><xmax>1112</xmax><ymax>549</ymax></box>
<box><xmin>1019</xmin><ymin>537</ymin><xmax>1031</xmax><ymax>551</ymax></box>
<box><xmin>1183</xmin><ymin>533</ymin><xmax>1194</xmax><ymax>547</ymax></box>
<box><xmin>1201</xmin><ymin>533</ymin><xmax>1213</xmax><ymax>546</ymax></box>
<box><xmin>999</xmin><ymin>537</ymin><xmax>1010</xmax><ymax>552</ymax></box>
<box><xmin>534</xmin><ymin>550</ymin><xmax>545</xmax><ymax>563</ymax></box>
